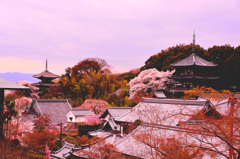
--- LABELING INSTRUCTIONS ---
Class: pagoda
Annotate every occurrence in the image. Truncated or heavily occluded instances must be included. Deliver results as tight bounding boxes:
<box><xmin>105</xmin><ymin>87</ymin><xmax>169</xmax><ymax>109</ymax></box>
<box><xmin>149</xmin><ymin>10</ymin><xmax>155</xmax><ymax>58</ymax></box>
<box><xmin>170</xmin><ymin>33</ymin><xmax>219</xmax><ymax>90</ymax></box>
<box><xmin>32</xmin><ymin>60</ymin><xmax>60</xmax><ymax>95</ymax></box>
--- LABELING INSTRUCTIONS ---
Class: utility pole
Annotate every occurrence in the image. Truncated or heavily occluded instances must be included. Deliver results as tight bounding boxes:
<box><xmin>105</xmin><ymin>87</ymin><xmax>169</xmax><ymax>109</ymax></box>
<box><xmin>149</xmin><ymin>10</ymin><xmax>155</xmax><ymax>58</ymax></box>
<box><xmin>229</xmin><ymin>93</ymin><xmax>236</xmax><ymax>159</ymax></box>
<box><xmin>58</xmin><ymin>122</ymin><xmax>63</xmax><ymax>148</ymax></box>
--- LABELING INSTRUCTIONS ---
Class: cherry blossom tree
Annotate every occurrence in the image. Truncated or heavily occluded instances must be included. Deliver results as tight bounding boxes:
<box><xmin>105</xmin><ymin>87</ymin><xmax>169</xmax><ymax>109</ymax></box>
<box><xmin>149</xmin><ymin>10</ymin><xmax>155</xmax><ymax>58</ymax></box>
<box><xmin>129</xmin><ymin>68</ymin><xmax>173</xmax><ymax>102</ymax></box>
<box><xmin>85</xmin><ymin>113</ymin><xmax>102</xmax><ymax>125</ymax></box>
<box><xmin>78</xmin><ymin>99</ymin><xmax>108</xmax><ymax>115</ymax></box>
<box><xmin>5</xmin><ymin>80</ymin><xmax>39</xmax><ymax>99</ymax></box>
<box><xmin>3</xmin><ymin>80</ymin><xmax>39</xmax><ymax>139</ymax></box>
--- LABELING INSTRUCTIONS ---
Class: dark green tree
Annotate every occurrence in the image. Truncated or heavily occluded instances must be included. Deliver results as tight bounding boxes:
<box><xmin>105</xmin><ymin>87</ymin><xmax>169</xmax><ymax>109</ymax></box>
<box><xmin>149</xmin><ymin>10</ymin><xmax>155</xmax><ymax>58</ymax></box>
<box><xmin>141</xmin><ymin>44</ymin><xmax>206</xmax><ymax>71</ymax></box>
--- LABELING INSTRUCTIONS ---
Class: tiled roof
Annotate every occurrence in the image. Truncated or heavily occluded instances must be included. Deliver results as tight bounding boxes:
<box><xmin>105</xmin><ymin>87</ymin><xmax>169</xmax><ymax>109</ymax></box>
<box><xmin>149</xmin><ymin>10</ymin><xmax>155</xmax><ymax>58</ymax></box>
<box><xmin>154</xmin><ymin>91</ymin><xmax>167</xmax><ymax>98</ymax></box>
<box><xmin>104</xmin><ymin>134</ymin><xmax>124</xmax><ymax>145</ymax></box>
<box><xmin>31</xmin><ymin>83</ymin><xmax>61</xmax><ymax>87</ymax></box>
<box><xmin>171</xmin><ymin>53</ymin><xmax>217</xmax><ymax>67</ymax></box>
<box><xmin>115</xmin><ymin>97</ymin><xmax>209</xmax><ymax>126</ymax></box>
<box><xmin>31</xmin><ymin>99</ymin><xmax>72</xmax><ymax>123</ymax></box>
<box><xmin>114</xmin><ymin>123</ymin><xmax>224</xmax><ymax>159</ymax></box>
<box><xmin>170</xmin><ymin>75</ymin><xmax>220</xmax><ymax>80</ymax></box>
<box><xmin>70</xmin><ymin>108</ymin><xmax>92</xmax><ymax>117</ymax></box>
<box><xmin>88</xmin><ymin>130</ymin><xmax>113</xmax><ymax>137</ymax></box>
<box><xmin>51</xmin><ymin>142</ymin><xmax>77</xmax><ymax>159</ymax></box>
<box><xmin>100</xmin><ymin>107</ymin><xmax>132</xmax><ymax>119</ymax></box>
<box><xmin>141</xmin><ymin>97</ymin><xmax>208</xmax><ymax>106</ymax></box>
<box><xmin>0</xmin><ymin>78</ymin><xmax>30</xmax><ymax>90</ymax></box>
<box><xmin>33</xmin><ymin>70</ymin><xmax>60</xmax><ymax>79</ymax></box>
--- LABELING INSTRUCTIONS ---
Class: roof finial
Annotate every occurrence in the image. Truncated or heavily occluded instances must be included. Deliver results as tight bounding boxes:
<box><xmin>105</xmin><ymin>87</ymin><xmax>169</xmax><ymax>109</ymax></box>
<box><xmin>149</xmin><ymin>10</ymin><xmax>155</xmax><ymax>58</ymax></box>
<box><xmin>192</xmin><ymin>30</ymin><xmax>196</xmax><ymax>53</ymax></box>
<box><xmin>46</xmin><ymin>59</ymin><xmax>48</xmax><ymax>71</ymax></box>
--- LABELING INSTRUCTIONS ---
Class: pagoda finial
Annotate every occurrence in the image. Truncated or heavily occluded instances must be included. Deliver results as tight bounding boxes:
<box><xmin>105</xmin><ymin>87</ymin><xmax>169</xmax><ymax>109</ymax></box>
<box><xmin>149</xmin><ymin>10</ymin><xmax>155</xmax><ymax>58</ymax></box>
<box><xmin>192</xmin><ymin>30</ymin><xmax>196</xmax><ymax>53</ymax></box>
<box><xmin>46</xmin><ymin>59</ymin><xmax>48</xmax><ymax>71</ymax></box>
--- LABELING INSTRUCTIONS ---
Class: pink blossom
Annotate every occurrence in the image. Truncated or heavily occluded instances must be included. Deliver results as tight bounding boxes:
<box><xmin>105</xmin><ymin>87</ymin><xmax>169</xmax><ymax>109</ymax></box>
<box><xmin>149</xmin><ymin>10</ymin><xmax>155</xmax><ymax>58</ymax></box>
<box><xmin>85</xmin><ymin>113</ymin><xmax>102</xmax><ymax>125</ymax></box>
<box><xmin>45</xmin><ymin>144</ymin><xmax>51</xmax><ymax>159</ymax></box>
<box><xmin>129</xmin><ymin>69</ymin><xmax>174</xmax><ymax>100</ymax></box>
<box><xmin>78</xmin><ymin>99</ymin><xmax>108</xmax><ymax>115</ymax></box>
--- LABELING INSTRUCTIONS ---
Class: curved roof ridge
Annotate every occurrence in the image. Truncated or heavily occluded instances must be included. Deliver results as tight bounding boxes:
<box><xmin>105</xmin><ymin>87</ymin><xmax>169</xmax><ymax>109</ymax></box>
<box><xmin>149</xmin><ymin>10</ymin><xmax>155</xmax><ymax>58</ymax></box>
<box><xmin>33</xmin><ymin>70</ymin><xmax>60</xmax><ymax>79</ymax></box>
<box><xmin>171</xmin><ymin>53</ymin><xmax>218</xmax><ymax>67</ymax></box>
<box><xmin>34</xmin><ymin>99</ymin><xmax>70</xmax><ymax>102</ymax></box>
<box><xmin>71</xmin><ymin>108</ymin><xmax>90</xmax><ymax>110</ymax></box>
<box><xmin>108</xmin><ymin>107</ymin><xmax>132</xmax><ymax>109</ymax></box>
<box><xmin>141</xmin><ymin>97</ymin><xmax>207</xmax><ymax>106</ymax></box>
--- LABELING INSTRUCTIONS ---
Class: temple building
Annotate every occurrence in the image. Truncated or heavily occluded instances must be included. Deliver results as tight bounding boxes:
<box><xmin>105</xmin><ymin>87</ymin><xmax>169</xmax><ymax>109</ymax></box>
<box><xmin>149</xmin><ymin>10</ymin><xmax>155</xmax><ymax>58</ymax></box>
<box><xmin>169</xmin><ymin>33</ymin><xmax>219</xmax><ymax>91</ymax></box>
<box><xmin>32</xmin><ymin>60</ymin><xmax>60</xmax><ymax>95</ymax></box>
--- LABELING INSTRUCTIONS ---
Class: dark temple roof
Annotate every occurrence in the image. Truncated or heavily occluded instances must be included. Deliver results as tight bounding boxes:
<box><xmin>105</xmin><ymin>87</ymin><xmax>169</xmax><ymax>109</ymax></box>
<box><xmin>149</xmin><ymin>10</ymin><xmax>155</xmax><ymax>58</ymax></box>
<box><xmin>31</xmin><ymin>99</ymin><xmax>72</xmax><ymax>123</ymax></box>
<box><xmin>33</xmin><ymin>70</ymin><xmax>60</xmax><ymax>79</ymax></box>
<box><xmin>170</xmin><ymin>75</ymin><xmax>220</xmax><ymax>80</ymax></box>
<box><xmin>31</xmin><ymin>82</ymin><xmax>61</xmax><ymax>87</ymax></box>
<box><xmin>171</xmin><ymin>53</ymin><xmax>218</xmax><ymax>67</ymax></box>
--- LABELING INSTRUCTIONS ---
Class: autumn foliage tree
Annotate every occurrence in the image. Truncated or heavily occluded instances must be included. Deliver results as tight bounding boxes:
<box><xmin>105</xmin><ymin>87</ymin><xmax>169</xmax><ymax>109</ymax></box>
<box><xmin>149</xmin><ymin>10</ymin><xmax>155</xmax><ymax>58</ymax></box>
<box><xmin>131</xmin><ymin>87</ymin><xmax>240</xmax><ymax>158</ymax></box>
<box><xmin>22</xmin><ymin>129</ymin><xmax>59</xmax><ymax>152</ymax></box>
<box><xmin>134</xmin><ymin>130</ymin><xmax>204</xmax><ymax>159</ymax></box>
<box><xmin>183</xmin><ymin>87</ymin><xmax>240</xmax><ymax>158</ymax></box>
<box><xmin>77</xmin><ymin>137</ymin><xmax>123</xmax><ymax>159</ymax></box>
<box><xmin>22</xmin><ymin>114</ymin><xmax>59</xmax><ymax>152</ymax></box>
<box><xmin>58</xmin><ymin>58</ymin><xmax>130</xmax><ymax>107</ymax></box>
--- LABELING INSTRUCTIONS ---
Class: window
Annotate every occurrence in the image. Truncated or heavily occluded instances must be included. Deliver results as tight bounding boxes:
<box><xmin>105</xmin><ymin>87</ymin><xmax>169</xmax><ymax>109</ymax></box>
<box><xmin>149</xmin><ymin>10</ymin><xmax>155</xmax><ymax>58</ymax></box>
<box><xmin>190</xmin><ymin>82</ymin><xmax>193</xmax><ymax>87</ymax></box>
<box><xmin>69</xmin><ymin>117</ymin><xmax>73</xmax><ymax>121</ymax></box>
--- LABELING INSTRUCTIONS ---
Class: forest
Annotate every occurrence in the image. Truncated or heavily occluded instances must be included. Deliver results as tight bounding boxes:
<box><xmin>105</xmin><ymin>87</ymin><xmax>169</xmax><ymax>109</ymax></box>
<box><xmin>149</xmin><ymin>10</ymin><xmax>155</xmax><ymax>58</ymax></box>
<box><xmin>1</xmin><ymin>43</ymin><xmax>240</xmax><ymax>158</ymax></box>
<box><xmin>41</xmin><ymin>43</ymin><xmax>240</xmax><ymax>107</ymax></box>
<box><xmin>141</xmin><ymin>44</ymin><xmax>240</xmax><ymax>91</ymax></box>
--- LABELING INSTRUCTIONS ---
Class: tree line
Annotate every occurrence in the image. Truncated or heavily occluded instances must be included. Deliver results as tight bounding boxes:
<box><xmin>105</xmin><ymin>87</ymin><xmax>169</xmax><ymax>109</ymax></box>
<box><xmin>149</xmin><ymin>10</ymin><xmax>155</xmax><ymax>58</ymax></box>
<box><xmin>42</xmin><ymin>58</ymin><xmax>138</xmax><ymax>107</ymax></box>
<box><xmin>41</xmin><ymin>43</ymin><xmax>240</xmax><ymax>106</ymax></box>
<box><xmin>141</xmin><ymin>44</ymin><xmax>240</xmax><ymax>91</ymax></box>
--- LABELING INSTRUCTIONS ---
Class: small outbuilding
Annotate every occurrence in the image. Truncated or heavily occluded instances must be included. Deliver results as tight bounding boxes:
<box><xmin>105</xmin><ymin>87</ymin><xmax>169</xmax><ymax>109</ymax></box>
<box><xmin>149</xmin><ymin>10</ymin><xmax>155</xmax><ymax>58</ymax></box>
<box><xmin>66</xmin><ymin>108</ymin><xmax>92</xmax><ymax>123</ymax></box>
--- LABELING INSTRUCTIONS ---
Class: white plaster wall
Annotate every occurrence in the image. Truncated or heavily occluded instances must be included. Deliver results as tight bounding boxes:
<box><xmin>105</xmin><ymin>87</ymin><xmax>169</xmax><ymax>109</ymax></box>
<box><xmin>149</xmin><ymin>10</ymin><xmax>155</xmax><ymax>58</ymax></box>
<box><xmin>66</xmin><ymin>112</ymin><xmax>76</xmax><ymax>122</ymax></box>
<box><xmin>76</xmin><ymin>116</ymin><xmax>86</xmax><ymax>123</ymax></box>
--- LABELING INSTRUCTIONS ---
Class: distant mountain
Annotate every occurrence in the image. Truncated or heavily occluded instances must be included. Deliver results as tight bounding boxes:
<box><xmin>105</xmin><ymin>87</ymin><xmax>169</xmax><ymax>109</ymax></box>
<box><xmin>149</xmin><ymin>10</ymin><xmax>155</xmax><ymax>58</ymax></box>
<box><xmin>0</xmin><ymin>72</ymin><xmax>38</xmax><ymax>83</ymax></box>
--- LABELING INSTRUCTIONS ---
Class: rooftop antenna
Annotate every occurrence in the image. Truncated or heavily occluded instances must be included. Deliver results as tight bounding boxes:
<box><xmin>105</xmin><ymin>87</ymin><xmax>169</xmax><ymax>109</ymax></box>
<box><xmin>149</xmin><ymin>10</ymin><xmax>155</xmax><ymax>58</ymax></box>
<box><xmin>46</xmin><ymin>59</ymin><xmax>48</xmax><ymax>71</ymax></box>
<box><xmin>192</xmin><ymin>30</ymin><xmax>196</xmax><ymax>53</ymax></box>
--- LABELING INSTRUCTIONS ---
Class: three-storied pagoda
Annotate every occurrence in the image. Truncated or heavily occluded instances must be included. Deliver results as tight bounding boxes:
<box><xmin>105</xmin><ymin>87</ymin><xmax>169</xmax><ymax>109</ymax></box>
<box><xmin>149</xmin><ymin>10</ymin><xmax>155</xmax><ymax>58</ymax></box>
<box><xmin>32</xmin><ymin>60</ymin><xmax>60</xmax><ymax>95</ymax></box>
<box><xmin>170</xmin><ymin>33</ymin><xmax>219</xmax><ymax>90</ymax></box>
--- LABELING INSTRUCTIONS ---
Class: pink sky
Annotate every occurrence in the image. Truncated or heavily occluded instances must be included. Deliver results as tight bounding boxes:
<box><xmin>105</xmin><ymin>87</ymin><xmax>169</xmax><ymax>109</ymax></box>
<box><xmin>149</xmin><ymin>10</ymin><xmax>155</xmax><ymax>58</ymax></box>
<box><xmin>0</xmin><ymin>0</ymin><xmax>239</xmax><ymax>75</ymax></box>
